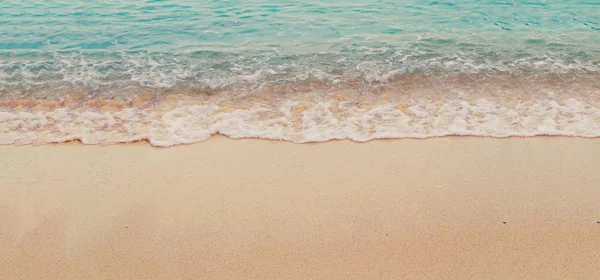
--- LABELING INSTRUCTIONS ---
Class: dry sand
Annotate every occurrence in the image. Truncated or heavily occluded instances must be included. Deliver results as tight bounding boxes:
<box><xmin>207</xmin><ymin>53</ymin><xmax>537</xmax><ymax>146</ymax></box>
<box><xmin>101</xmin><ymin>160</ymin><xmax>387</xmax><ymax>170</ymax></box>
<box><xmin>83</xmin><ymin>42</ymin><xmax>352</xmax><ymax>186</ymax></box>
<box><xmin>1</xmin><ymin>136</ymin><xmax>600</xmax><ymax>279</ymax></box>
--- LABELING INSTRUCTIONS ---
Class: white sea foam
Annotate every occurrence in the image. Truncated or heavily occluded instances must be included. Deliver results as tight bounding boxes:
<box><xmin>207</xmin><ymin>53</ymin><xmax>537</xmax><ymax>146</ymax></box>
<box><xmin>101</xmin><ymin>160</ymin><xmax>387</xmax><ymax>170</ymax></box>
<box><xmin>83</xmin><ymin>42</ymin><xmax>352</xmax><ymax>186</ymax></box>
<box><xmin>1</xmin><ymin>48</ymin><xmax>599</xmax><ymax>100</ymax></box>
<box><xmin>2</xmin><ymin>78</ymin><xmax>599</xmax><ymax>146</ymax></box>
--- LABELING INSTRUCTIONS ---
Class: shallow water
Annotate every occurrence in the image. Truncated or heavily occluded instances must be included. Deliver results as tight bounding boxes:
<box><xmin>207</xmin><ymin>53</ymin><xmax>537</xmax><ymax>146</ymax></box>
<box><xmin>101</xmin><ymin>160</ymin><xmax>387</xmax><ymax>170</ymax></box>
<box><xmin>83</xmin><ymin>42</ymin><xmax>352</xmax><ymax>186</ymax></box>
<box><xmin>1</xmin><ymin>1</ymin><xmax>599</xmax><ymax>145</ymax></box>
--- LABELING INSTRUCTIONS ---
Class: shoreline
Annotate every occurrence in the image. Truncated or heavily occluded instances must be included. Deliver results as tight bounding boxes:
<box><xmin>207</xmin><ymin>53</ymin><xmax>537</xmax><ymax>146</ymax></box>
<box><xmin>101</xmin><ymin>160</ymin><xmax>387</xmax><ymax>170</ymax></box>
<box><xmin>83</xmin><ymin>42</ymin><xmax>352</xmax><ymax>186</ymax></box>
<box><xmin>2</xmin><ymin>133</ymin><xmax>600</xmax><ymax>148</ymax></box>
<box><xmin>4</xmin><ymin>130</ymin><xmax>600</xmax><ymax>147</ymax></box>
<box><xmin>3</xmin><ymin>74</ymin><xmax>600</xmax><ymax>146</ymax></box>
<box><xmin>1</xmin><ymin>136</ymin><xmax>600</xmax><ymax>279</ymax></box>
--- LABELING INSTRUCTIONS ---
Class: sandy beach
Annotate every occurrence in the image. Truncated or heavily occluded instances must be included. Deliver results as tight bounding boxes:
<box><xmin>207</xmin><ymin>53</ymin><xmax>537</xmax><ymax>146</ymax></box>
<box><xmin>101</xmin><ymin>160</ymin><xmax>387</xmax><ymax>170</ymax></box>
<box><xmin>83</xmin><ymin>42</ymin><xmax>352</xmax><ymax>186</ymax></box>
<box><xmin>1</xmin><ymin>137</ymin><xmax>599</xmax><ymax>279</ymax></box>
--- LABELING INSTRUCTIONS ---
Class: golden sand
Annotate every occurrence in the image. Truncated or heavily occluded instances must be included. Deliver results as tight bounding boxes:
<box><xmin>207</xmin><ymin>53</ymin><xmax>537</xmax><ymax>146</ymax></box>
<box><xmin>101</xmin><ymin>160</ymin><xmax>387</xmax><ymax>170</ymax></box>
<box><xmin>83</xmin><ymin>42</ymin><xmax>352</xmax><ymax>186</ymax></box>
<box><xmin>1</xmin><ymin>137</ymin><xmax>600</xmax><ymax>279</ymax></box>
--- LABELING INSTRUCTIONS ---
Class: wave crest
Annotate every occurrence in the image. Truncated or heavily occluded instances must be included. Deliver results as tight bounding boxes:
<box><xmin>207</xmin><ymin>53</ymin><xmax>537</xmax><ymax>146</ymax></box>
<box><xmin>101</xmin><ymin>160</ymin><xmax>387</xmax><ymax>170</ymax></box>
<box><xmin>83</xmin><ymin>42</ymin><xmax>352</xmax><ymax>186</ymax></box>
<box><xmin>2</xmin><ymin>76</ymin><xmax>599</xmax><ymax>146</ymax></box>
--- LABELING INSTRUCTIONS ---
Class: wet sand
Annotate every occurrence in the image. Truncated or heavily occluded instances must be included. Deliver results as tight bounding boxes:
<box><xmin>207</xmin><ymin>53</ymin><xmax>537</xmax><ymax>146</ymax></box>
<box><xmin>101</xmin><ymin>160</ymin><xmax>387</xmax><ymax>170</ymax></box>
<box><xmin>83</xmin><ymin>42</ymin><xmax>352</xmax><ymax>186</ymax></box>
<box><xmin>1</xmin><ymin>136</ymin><xmax>600</xmax><ymax>279</ymax></box>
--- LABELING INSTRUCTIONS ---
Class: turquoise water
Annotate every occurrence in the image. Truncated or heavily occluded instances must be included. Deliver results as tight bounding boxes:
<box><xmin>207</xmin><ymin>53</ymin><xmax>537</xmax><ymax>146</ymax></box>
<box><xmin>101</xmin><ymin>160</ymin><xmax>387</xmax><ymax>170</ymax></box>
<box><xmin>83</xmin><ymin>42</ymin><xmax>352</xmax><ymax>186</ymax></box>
<box><xmin>1</xmin><ymin>1</ymin><xmax>600</xmax><ymax>145</ymax></box>
<box><xmin>1</xmin><ymin>0</ymin><xmax>599</xmax><ymax>94</ymax></box>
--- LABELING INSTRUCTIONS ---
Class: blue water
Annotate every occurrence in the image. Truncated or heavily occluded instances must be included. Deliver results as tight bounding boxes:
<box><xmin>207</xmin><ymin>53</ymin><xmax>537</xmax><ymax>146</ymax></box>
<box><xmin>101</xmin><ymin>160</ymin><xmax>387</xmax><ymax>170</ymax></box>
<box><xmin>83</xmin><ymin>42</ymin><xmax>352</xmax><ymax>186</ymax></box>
<box><xmin>1</xmin><ymin>0</ymin><xmax>599</xmax><ymax>96</ymax></box>
<box><xmin>1</xmin><ymin>1</ymin><xmax>600</xmax><ymax>146</ymax></box>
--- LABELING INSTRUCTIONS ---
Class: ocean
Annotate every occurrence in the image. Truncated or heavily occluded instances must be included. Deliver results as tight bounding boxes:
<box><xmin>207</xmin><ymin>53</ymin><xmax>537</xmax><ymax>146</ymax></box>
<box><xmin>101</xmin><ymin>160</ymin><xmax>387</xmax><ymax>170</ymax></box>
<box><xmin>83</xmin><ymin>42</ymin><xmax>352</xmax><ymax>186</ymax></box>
<box><xmin>1</xmin><ymin>0</ymin><xmax>599</xmax><ymax>146</ymax></box>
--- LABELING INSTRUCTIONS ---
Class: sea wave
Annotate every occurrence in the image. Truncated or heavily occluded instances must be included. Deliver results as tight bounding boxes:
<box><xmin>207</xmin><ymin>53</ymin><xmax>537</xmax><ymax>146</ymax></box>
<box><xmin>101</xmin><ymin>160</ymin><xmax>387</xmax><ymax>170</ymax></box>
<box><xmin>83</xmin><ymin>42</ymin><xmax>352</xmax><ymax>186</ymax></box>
<box><xmin>1</xmin><ymin>47</ymin><xmax>599</xmax><ymax>99</ymax></box>
<box><xmin>2</xmin><ymin>76</ymin><xmax>599</xmax><ymax>146</ymax></box>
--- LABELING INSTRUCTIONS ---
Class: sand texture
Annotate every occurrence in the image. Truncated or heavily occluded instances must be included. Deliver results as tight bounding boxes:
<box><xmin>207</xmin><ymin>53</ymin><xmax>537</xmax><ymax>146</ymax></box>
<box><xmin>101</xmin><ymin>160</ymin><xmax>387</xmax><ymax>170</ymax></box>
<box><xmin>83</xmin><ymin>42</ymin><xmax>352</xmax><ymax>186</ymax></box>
<box><xmin>1</xmin><ymin>137</ymin><xmax>600</xmax><ymax>279</ymax></box>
